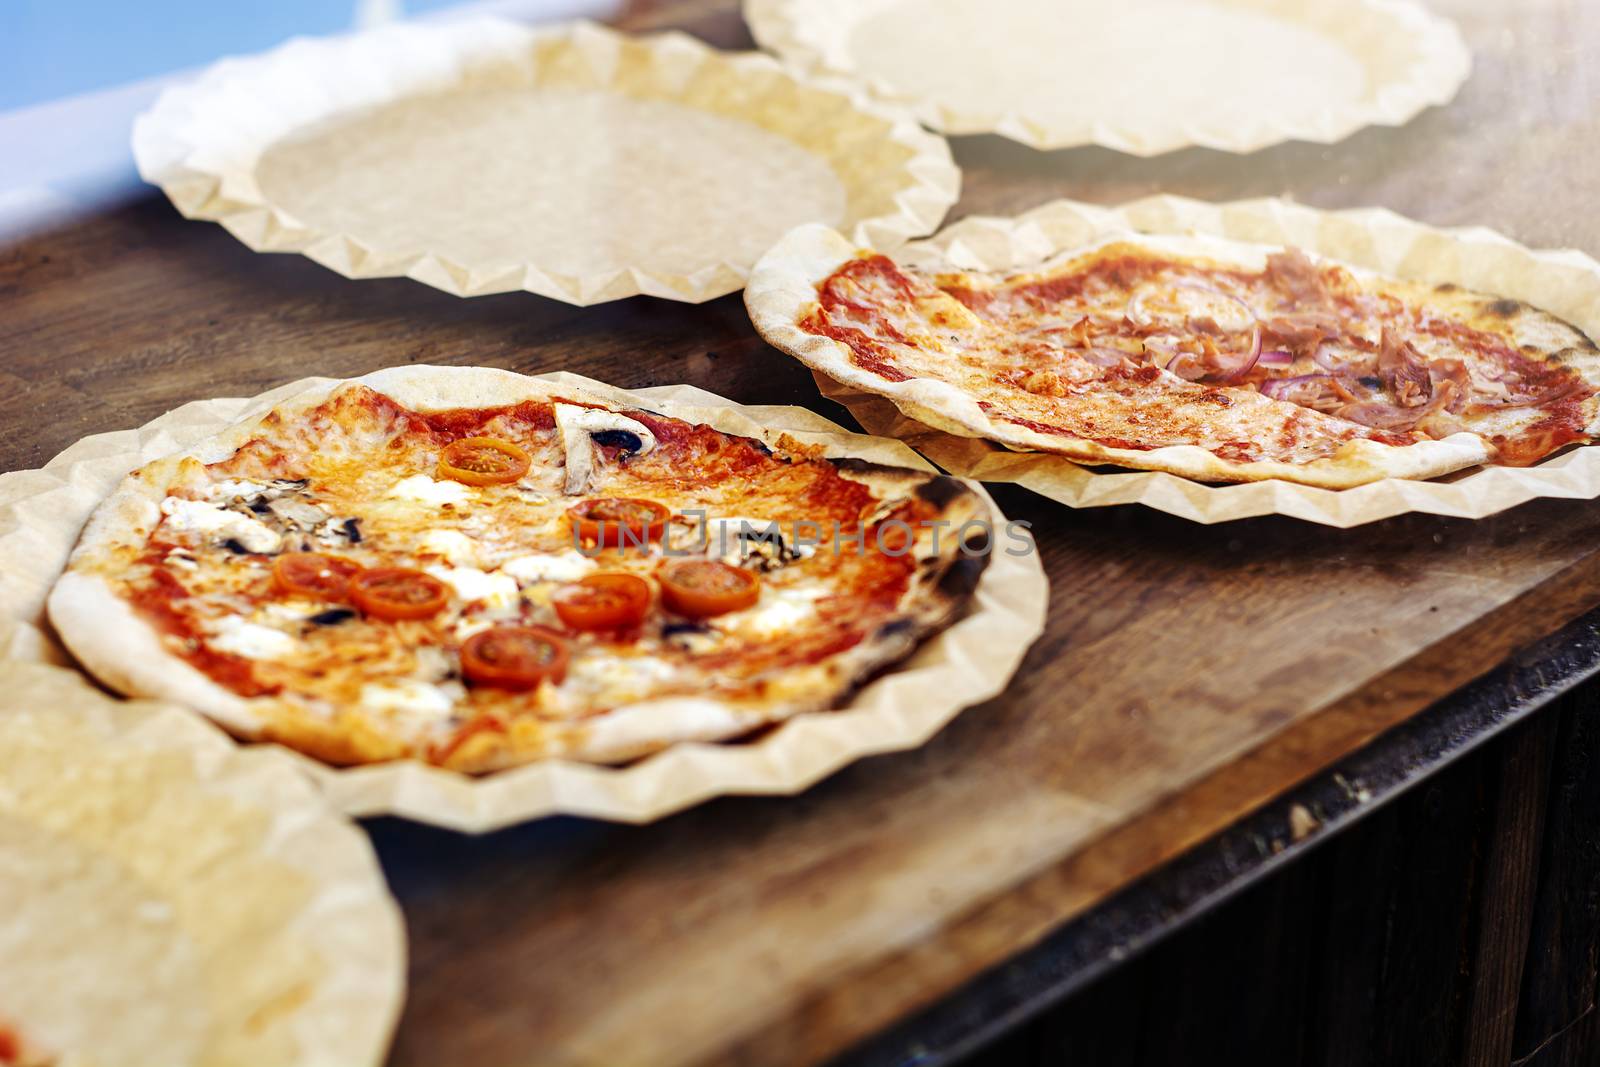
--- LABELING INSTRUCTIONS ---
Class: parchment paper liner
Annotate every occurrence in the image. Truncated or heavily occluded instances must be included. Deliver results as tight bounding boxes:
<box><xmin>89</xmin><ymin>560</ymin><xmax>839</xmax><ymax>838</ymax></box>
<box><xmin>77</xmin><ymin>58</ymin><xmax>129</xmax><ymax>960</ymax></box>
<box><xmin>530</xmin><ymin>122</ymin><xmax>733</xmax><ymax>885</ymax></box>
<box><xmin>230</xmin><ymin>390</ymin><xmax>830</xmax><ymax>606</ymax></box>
<box><xmin>0</xmin><ymin>657</ymin><xmax>404</xmax><ymax>1067</ymax></box>
<box><xmin>790</xmin><ymin>195</ymin><xmax>1600</xmax><ymax>527</ymax></box>
<box><xmin>745</xmin><ymin>0</ymin><xmax>1470</xmax><ymax>155</ymax></box>
<box><xmin>131</xmin><ymin>18</ymin><xmax>959</xmax><ymax>306</ymax></box>
<box><xmin>0</xmin><ymin>372</ymin><xmax>1046</xmax><ymax>832</ymax></box>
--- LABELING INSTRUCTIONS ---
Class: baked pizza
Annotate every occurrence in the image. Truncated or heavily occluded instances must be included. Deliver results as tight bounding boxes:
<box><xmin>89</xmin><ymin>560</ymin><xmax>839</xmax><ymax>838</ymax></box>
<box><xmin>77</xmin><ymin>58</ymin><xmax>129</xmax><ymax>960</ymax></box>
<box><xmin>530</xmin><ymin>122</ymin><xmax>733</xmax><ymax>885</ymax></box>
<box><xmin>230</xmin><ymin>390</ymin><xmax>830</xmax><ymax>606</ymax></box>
<box><xmin>47</xmin><ymin>368</ymin><xmax>990</xmax><ymax>773</ymax></box>
<box><xmin>747</xmin><ymin>226</ymin><xmax>1600</xmax><ymax>488</ymax></box>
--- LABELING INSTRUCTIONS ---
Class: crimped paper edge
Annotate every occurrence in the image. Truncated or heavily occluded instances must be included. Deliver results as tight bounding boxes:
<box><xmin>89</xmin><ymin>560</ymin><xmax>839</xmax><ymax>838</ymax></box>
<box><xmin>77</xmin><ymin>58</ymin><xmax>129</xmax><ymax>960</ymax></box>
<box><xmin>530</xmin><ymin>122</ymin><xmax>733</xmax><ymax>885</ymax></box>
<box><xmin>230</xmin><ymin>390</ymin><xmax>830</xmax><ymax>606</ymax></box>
<box><xmin>0</xmin><ymin>658</ymin><xmax>406</xmax><ymax>1067</ymax></box>
<box><xmin>131</xmin><ymin>18</ymin><xmax>960</xmax><ymax>305</ymax></box>
<box><xmin>744</xmin><ymin>0</ymin><xmax>1472</xmax><ymax>155</ymax></box>
<box><xmin>0</xmin><ymin>371</ymin><xmax>1047</xmax><ymax>831</ymax></box>
<box><xmin>770</xmin><ymin>194</ymin><xmax>1600</xmax><ymax>527</ymax></box>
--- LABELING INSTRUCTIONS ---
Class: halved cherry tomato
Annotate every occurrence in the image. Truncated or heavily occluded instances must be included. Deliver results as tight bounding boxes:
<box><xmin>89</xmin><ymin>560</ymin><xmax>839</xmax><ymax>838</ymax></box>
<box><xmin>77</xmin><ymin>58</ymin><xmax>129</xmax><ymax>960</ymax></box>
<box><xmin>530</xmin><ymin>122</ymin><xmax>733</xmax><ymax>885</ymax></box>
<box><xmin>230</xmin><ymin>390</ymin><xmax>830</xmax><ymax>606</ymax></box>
<box><xmin>438</xmin><ymin>437</ymin><xmax>532</xmax><ymax>486</ymax></box>
<box><xmin>349</xmin><ymin>567</ymin><xmax>450</xmax><ymax>621</ymax></box>
<box><xmin>460</xmin><ymin>625</ymin><xmax>570</xmax><ymax>689</ymax></box>
<box><xmin>272</xmin><ymin>552</ymin><xmax>363</xmax><ymax>600</ymax></box>
<box><xmin>553</xmin><ymin>572</ymin><xmax>652</xmax><ymax>631</ymax></box>
<box><xmin>568</xmin><ymin>497</ymin><xmax>670</xmax><ymax>548</ymax></box>
<box><xmin>657</xmin><ymin>559</ymin><xmax>760</xmax><ymax>618</ymax></box>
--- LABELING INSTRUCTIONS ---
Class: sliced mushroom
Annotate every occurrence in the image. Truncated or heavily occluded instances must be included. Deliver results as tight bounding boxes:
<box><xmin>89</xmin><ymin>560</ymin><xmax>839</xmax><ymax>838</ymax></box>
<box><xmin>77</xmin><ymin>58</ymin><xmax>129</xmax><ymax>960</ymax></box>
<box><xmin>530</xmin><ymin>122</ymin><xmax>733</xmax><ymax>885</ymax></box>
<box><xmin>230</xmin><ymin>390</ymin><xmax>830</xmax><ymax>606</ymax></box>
<box><xmin>311</xmin><ymin>516</ymin><xmax>362</xmax><ymax>547</ymax></box>
<box><xmin>554</xmin><ymin>403</ymin><xmax>658</xmax><ymax>495</ymax></box>
<box><xmin>266</xmin><ymin>496</ymin><xmax>331</xmax><ymax>529</ymax></box>
<box><xmin>700</xmin><ymin>517</ymin><xmax>813</xmax><ymax>571</ymax></box>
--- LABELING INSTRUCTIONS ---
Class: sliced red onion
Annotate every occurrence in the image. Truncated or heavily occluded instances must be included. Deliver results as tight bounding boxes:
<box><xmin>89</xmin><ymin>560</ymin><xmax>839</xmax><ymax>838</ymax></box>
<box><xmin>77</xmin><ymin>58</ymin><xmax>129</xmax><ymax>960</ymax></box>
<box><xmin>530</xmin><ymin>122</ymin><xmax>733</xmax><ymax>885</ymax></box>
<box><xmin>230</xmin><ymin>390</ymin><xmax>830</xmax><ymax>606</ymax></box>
<box><xmin>1258</xmin><ymin>350</ymin><xmax>1294</xmax><ymax>366</ymax></box>
<box><xmin>1142</xmin><ymin>335</ymin><xmax>1178</xmax><ymax>366</ymax></box>
<box><xmin>1215</xmin><ymin>323</ymin><xmax>1264</xmax><ymax>382</ymax></box>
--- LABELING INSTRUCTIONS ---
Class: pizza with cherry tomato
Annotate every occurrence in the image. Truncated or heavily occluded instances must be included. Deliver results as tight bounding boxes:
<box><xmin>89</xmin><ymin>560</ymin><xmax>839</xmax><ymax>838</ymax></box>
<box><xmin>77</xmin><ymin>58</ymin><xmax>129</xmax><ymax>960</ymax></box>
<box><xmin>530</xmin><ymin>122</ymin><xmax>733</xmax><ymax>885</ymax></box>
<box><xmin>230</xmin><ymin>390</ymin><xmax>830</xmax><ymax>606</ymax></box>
<box><xmin>47</xmin><ymin>367</ymin><xmax>990</xmax><ymax>772</ymax></box>
<box><xmin>747</xmin><ymin>227</ymin><xmax>1600</xmax><ymax>488</ymax></box>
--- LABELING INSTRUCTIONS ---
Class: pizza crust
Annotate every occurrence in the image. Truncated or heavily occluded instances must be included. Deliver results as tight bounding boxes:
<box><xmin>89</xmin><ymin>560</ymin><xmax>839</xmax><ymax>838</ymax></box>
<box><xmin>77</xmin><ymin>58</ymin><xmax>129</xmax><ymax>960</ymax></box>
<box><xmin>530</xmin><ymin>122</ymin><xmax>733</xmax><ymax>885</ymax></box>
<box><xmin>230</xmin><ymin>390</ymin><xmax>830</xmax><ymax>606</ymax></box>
<box><xmin>46</xmin><ymin>366</ymin><xmax>990</xmax><ymax>772</ymax></box>
<box><xmin>747</xmin><ymin>225</ymin><xmax>1600</xmax><ymax>489</ymax></box>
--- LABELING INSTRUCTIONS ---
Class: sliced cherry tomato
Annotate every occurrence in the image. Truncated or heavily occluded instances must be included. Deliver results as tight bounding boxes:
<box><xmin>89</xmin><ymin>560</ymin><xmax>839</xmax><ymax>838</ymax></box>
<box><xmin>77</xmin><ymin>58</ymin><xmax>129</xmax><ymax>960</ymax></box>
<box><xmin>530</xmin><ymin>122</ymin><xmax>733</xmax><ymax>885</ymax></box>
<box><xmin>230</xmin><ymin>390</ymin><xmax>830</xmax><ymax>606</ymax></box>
<box><xmin>438</xmin><ymin>437</ymin><xmax>532</xmax><ymax>486</ymax></box>
<box><xmin>460</xmin><ymin>625</ymin><xmax>570</xmax><ymax>689</ymax></box>
<box><xmin>349</xmin><ymin>567</ymin><xmax>450</xmax><ymax>621</ymax></box>
<box><xmin>657</xmin><ymin>559</ymin><xmax>760</xmax><ymax>618</ymax></box>
<box><xmin>568</xmin><ymin>497</ymin><xmax>670</xmax><ymax>548</ymax></box>
<box><xmin>272</xmin><ymin>552</ymin><xmax>363</xmax><ymax>600</ymax></box>
<box><xmin>553</xmin><ymin>572</ymin><xmax>652</xmax><ymax>632</ymax></box>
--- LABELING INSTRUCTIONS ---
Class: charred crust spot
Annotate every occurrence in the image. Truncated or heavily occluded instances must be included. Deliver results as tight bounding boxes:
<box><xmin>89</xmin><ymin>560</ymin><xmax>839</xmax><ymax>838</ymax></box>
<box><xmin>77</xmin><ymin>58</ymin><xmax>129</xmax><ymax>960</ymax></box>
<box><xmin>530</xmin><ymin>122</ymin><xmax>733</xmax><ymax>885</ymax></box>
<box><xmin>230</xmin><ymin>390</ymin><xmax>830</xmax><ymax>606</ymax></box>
<box><xmin>874</xmin><ymin>617</ymin><xmax>917</xmax><ymax>641</ymax></box>
<box><xmin>937</xmin><ymin>554</ymin><xmax>987</xmax><ymax>600</ymax></box>
<box><xmin>914</xmin><ymin>475</ymin><xmax>971</xmax><ymax>509</ymax></box>
<box><xmin>222</xmin><ymin>538</ymin><xmax>252</xmax><ymax>555</ymax></box>
<box><xmin>1486</xmin><ymin>298</ymin><xmax>1522</xmax><ymax>318</ymax></box>
<box><xmin>1435</xmin><ymin>282</ymin><xmax>1460</xmax><ymax>293</ymax></box>
<box><xmin>829</xmin><ymin>457</ymin><xmax>876</xmax><ymax>474</ymax></box>
<box><xmin>960</xmin><ymin>524</ymin><xmax>992</xmax><ymax>557</ymax></box>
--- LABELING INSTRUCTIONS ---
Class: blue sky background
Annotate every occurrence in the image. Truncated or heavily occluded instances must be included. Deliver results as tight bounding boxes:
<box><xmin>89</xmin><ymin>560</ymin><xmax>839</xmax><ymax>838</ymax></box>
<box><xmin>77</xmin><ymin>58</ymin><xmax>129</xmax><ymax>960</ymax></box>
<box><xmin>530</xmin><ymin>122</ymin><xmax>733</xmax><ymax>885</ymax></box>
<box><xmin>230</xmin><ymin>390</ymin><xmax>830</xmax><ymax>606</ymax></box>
<box><xmin>0</xmin><ymin>0</ymin><xmax>464</xmax><ymax>109</ymax></box>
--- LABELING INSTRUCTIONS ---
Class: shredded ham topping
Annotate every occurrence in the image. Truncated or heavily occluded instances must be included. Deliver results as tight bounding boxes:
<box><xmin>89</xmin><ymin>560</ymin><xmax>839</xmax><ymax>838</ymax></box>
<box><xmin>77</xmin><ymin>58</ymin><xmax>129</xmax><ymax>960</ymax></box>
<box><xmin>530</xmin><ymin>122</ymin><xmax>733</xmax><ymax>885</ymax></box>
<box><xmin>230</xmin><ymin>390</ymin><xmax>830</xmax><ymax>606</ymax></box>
<box><xmin>802</xmin><ymin>244</ymin><xmax>1595</xmax><ymax>468</ymax></box>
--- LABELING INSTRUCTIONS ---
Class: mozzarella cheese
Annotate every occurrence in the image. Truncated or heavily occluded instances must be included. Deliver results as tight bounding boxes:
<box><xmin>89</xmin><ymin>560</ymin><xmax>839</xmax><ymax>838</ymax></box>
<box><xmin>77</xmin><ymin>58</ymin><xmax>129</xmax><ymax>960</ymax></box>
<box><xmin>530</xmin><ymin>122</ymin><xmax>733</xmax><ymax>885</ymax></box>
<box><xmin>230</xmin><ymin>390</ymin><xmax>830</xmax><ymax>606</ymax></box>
<box><xmin>357</xmin><ymin>680</ymin><xmax>461</xmax><ymax>724</ymax></box>
<box><xmin>257</xmin><ymin>600</ymin><xmax>329</xmax><ymax>625</ymax></box>
<box><xmin>563</xmin><ymin>654</ymin><xmax>679</xmax><ymax>703</ymax></box>
<box><xmin>207</xmin><ymin>617</ymin><xmax>296</xmax><ymax>660</ymax></box>
<box><xmin>425</xmin><ymin>565</ymin><xmax>521</xmax><ymax>611</ymax></box>
<box><xmin>386</xmin><ymin>474</ymin><xmax>474</xmax><ymax>507</ymax></box>
<box><xmin>416</xmin><ymin>528</ymin><xmax>482</xmax><ymax>566</ymax></box>
<box><xmin>159</xmin><ymin>497</ymin><xmax>282</xmax><ymax>553</ymax></box>
<box><xmin>205</xmin><ymin>478</ymin><xmax>271</xmax><ymax>501</ymax></box>
<box><xmin>500</xmin><ymin>551</ymin><xmax>598</xmax><ymax>584</ymax></box>
<box><xmin>730</xmin><ymin>585</ymin><xmax>827</xmax><ymax>637</ymax></box>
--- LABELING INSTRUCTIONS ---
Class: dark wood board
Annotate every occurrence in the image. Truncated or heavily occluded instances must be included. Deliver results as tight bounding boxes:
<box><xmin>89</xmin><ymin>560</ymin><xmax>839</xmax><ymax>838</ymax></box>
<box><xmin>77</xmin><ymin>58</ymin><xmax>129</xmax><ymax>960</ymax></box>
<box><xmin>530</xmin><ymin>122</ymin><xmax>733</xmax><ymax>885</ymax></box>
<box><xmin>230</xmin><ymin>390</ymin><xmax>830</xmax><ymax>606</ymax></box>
<box><xmin>3</xmin><ymin>1</ymin><xmax>1600</xmax><ymax>1064</ymax></box>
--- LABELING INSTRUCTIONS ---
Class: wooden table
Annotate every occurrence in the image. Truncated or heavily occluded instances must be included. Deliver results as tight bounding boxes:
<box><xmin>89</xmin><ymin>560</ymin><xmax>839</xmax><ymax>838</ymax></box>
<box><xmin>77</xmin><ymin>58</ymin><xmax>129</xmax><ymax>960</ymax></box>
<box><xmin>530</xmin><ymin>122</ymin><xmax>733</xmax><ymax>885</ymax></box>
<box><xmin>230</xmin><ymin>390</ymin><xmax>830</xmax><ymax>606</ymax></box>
<box><xmin>4</xmin><ymin>0</ymin><xmax>1599</xmax><ymax>1063</ymax></box>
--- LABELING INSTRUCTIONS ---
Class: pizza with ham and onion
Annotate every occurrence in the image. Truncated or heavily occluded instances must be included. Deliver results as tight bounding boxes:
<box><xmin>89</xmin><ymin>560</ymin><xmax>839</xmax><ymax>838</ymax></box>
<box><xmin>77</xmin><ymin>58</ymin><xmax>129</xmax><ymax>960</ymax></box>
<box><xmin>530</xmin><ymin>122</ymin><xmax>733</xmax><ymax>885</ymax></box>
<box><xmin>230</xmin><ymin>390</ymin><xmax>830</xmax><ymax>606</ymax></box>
<box><xmin>747</xmin><ymin>226</ymin><xmax>1600</xmax><ymax>488</ymax></box>
<box><xmin>47</xmin><ymin>368</ymin><xmax>989</xmax><ymax>773</ymax></box>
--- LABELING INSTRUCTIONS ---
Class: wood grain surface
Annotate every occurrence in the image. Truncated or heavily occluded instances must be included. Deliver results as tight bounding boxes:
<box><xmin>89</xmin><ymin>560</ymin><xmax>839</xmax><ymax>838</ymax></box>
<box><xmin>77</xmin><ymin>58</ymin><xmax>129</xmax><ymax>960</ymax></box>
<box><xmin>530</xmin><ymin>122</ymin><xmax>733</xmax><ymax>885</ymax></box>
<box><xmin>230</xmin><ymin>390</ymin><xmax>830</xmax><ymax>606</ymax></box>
<box><xmin>966</xmin><ymin>683</ymin><xmax>1600</xmax><ymax>1067</ymax></box>
<box><xmin>2</xmin><ymin>1</ymin><xmax>1599</xmax><ymax>1064</ymax></box>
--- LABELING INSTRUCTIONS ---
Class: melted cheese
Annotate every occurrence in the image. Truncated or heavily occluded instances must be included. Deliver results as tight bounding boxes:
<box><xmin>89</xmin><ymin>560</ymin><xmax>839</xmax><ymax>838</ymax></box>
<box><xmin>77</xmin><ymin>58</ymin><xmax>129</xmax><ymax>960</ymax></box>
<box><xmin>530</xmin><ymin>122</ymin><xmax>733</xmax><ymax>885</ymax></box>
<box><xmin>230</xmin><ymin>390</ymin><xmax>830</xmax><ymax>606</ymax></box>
<box><xmin>386</xmin><ymin>474</ymin><xmax>474</xmax><ymax>507</ymax></box>
<box><xmin>425</xmin><ymin>565</ymin><xmax>520</xmax><ymax>611</ymax></box>
<box><xmin>560</xmin><ymin>654</ymin><xmax>679</xmax><ymax>705</ymax></box>
<box><xmin>207</xmin><ymin>617</ymin><xmax>296</xmax><ymax>660</ymax></box>
<box><xmin>500</xmin><ymin>551</ymin><xmax>597</xmax><ymax>584</ymax></box>
<box><xmin>416</xmin><ymin>528</ymin><xmax>481</xmax><ymax>566</ymax></box>
<box><xmin>159</xmin><ymin>497</ymin><xmax>281</xmax><ymax>553</ymax></box>
<box><xmin>205</xmin><ymin>478</ymin><xmax>272</xmax><ymax>501</ymax></box>
<box><xmin>357</xmin><ymin>680</ymin><xmax>461</xmax><ymax>724</ymax></box>
<box><xmin>726</xmin><ymin>584</ymin><xmax>826</xmax><ymax>638</ymax></box>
